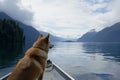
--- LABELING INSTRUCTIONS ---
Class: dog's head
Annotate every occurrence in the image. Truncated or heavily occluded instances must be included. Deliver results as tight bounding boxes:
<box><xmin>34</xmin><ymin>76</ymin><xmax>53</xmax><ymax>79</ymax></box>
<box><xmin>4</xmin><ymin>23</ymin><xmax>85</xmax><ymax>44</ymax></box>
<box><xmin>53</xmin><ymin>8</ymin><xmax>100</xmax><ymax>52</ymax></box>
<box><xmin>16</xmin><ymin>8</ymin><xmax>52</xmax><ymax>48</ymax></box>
<box><xmin>33</xmin><ymin>34</ymin><xmax>50</xmax><ymax>53</ymax></box>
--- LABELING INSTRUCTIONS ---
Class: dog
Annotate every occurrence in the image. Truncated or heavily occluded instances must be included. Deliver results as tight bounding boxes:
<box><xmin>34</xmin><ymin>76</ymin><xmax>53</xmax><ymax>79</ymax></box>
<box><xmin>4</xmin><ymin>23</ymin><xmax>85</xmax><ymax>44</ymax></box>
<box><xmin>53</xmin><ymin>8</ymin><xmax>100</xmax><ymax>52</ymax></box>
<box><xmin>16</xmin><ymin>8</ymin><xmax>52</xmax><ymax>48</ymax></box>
<box><xmin>7</xmin><ymin>34</ymin><xmax>50</xmax><ymax>80</ymax></box>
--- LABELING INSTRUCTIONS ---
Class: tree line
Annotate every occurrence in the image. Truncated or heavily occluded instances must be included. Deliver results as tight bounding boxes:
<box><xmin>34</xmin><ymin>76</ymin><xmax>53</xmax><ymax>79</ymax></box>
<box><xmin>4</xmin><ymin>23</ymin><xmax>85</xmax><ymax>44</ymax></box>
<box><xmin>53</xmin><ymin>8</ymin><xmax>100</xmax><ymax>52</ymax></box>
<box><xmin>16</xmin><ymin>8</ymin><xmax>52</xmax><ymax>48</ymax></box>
<box><xmin>0</xmin><ymin>19</ymin><xmax>25</xmax><ymax>44</ymax></box>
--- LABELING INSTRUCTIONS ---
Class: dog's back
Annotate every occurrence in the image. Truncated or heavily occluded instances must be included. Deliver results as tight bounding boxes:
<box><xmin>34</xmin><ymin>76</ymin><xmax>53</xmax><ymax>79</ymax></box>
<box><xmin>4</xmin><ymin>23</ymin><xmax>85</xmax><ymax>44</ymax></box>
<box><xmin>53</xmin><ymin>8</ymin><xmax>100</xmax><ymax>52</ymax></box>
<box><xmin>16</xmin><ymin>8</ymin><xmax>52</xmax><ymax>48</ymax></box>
<box><xmin>7</xmin><ymin>34</ymin><xmax>50</xmax><ymax>80</ymax></box>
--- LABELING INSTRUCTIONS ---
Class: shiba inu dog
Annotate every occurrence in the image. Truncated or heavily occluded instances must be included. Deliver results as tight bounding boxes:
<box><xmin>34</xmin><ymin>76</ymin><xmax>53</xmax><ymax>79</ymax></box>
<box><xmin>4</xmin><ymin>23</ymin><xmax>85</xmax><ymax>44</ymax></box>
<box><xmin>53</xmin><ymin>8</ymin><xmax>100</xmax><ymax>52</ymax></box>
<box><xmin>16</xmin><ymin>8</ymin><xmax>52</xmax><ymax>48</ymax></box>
<box><xmin>7</xmin><ymin>34</ymin><xmax>50</xmax><ymax>80</ymax></box>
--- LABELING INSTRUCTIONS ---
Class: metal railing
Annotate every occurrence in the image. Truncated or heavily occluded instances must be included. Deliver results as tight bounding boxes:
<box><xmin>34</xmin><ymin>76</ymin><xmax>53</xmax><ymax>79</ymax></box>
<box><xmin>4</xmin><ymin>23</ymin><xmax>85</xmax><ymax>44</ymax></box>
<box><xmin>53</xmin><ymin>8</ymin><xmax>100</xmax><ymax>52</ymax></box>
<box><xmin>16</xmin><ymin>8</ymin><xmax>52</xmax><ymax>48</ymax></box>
<box><xmin>0</xmin><ymin>72</ymin><xmax>11</xmax><ymax>80</ymax></box>
<box><xmin>53</xmin><ymin>63</ymin><xmax>75</xmax><ymax>80</ymax></box>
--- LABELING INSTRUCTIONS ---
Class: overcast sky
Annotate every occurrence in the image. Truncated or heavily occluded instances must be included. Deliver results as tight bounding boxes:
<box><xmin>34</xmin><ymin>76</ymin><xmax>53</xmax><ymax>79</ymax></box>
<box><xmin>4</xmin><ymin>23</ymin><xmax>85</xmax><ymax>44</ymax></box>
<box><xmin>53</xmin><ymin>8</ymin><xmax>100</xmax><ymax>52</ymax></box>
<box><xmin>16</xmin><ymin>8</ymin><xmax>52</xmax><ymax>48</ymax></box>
<box><xmin>0</xmin><ymin>0</ymin><xmax>120</xmax><ymax>39</ymax></box>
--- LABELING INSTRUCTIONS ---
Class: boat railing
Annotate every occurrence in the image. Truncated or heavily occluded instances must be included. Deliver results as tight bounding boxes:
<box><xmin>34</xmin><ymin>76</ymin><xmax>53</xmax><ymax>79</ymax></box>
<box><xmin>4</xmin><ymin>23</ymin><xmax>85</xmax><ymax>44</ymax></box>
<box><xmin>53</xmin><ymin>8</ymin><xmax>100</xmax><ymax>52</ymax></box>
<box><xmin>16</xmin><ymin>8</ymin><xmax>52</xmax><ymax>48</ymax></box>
<box><xmin>0</xmin><ymin>72</ymin><xmax>11</xmax><ymax>80</ymax></box>
<box><xmin>53</xmin><ymin>63</ymin><xmax>75</xmax><ymax>80</ymax></box>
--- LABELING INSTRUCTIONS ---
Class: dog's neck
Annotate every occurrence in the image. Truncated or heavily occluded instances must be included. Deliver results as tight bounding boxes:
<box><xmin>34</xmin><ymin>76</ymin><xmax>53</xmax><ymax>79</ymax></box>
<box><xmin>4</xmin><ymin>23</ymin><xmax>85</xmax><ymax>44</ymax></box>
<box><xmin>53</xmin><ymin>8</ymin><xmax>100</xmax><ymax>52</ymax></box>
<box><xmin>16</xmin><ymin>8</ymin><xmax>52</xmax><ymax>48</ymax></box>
<box><xmin>33</xmin><ymin>46</ymin><xmax>46</xmax><ymax>52</ymax></box>
<box><xmin>29</xmin><ymin>46</ymin><xmax>48</xmax><ymax>60</ymax></box>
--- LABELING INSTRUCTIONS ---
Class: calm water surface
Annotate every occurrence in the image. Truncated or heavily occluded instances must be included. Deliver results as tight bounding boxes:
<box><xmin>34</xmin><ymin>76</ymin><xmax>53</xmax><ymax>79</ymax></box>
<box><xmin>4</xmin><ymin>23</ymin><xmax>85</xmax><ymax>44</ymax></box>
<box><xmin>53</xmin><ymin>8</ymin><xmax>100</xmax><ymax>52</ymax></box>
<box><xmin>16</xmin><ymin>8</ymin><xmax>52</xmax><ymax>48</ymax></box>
<box><xmin>0</xmin><ymin>42</ymin><xmax>120</xmax><ymax>80</ymax></box>
<box><xmin>49</xmin><ymin>42</ymin><xmax>120</xmax><ymax>80</ymax></box>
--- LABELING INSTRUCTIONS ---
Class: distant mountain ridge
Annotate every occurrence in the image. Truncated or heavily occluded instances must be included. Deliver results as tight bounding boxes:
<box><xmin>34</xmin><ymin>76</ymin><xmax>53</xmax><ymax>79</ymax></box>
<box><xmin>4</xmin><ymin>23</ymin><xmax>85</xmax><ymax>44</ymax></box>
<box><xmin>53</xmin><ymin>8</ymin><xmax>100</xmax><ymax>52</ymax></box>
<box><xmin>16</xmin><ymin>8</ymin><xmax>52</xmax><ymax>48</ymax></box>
<box><xmin>0</xmin><ymin>12</ymin><xmax>64</xmax><ymax>49</ymax></box>
<box><xmin>77</xmin><ymin>29</ymin><xmax>97</xmax><ymax>42</ymax></box>
<box><xmin>78</xmin><ymin>22</ymin><xmax>120</xmax><ymax>42</ymax></box>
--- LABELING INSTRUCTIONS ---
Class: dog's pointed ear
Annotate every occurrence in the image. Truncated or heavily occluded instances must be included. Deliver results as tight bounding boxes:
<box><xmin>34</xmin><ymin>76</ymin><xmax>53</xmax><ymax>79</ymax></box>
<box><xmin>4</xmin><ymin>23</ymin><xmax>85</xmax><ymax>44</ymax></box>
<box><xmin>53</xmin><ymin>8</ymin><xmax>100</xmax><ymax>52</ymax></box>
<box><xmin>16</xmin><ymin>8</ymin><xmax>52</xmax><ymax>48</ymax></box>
<box><xmin>44</xmin><ymin>33</ymin><xmax>50</xmax><ymax>43</ymax></box>
<box><xmin>39</xmin><ymin>34</ymin><xmax>43</xmax><ymax>39</ymax></box>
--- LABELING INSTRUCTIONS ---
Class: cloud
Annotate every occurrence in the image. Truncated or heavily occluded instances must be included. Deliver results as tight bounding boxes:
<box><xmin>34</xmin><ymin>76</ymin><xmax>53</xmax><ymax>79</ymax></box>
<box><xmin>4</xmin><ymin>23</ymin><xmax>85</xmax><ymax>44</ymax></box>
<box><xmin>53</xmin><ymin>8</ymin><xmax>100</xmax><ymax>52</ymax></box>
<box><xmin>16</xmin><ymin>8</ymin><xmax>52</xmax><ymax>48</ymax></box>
<box><xmin>27</xmin><ymin>0</ymin><xmax>116</xmax><ymax>38</ymax></box>
<box><xmin>0</xmin><ymin>0</ymin><xmax>33</xmax><ymax>25</ymax></box>
<box><xmin>23</xmin><ymin>0</ymin><xmax>93</xmax><ymax>38</ymax></box>
<box><xmin>88</xmin><ymin>0</ymin><xmax>120</xmax><ymax>30</ymax></box>
<box><xmin>0</xmin><ymin>0</ymin><xmax>120</xmax><ymax>39</ymax></box>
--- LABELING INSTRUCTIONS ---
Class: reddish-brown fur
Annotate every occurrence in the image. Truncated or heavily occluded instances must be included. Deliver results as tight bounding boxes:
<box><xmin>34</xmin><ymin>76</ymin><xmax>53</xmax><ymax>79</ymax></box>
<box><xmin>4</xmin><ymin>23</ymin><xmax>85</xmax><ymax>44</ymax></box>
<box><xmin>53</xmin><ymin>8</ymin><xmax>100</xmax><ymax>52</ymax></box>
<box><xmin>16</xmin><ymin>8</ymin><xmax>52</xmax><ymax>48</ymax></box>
<box><xmin>7</xmin><ymin>34</ymin><xmax>50</xmax><ymax>80</ymax></box>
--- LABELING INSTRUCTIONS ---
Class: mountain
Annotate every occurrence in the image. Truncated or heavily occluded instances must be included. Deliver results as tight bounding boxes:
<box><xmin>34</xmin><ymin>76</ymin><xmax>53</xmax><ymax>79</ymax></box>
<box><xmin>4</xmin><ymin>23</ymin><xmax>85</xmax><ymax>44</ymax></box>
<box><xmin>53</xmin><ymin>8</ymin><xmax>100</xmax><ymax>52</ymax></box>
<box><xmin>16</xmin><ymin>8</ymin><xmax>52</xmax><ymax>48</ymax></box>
<box><xmin>0</xmin><ymin>12</ymin><xmax>64</xmax><ymax>49</ymax></box>
<box><xmin>77</xmin><ymin>29</ymin><xmax>97</xmax><ymax>42</ymax></box>
<box><xmin>77</xmin><ymin>22</ymin><xmax>120</xmax><ymax>42</ymax></box>
<box><xmin>0</xmin><ymin>12</ymin><xmax>12</xmax><ymax>19</ymax></box>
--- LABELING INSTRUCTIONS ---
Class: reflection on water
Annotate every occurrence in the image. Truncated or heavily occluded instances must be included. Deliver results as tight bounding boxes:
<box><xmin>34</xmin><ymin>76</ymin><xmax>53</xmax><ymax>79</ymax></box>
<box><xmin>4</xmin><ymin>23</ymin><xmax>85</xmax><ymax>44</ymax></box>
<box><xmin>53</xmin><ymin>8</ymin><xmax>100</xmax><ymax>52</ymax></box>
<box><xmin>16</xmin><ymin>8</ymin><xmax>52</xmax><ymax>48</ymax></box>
<box><xmin>0</xmin><ymin>42</ymin><xmax>24</xmax><ymax>69</ymax></box>
<box><xmin>82</xmin><ymin>42</ymin><xmax>120</xmax><ymax>62</ymax></box>
<box><xmin>49</xmin><ymin>42</ymin><xmax>120</xmax><ymax>80</ymax></box>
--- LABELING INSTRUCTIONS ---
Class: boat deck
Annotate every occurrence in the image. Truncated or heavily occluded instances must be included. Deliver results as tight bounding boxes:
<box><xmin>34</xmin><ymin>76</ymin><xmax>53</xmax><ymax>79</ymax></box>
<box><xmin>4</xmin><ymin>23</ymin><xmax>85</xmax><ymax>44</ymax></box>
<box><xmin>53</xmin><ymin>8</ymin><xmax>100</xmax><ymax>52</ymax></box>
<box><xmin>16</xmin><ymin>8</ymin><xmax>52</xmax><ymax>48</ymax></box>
<box><xmin>44</xmin><ymin>69</ymin><xmax>65</xmax><ymax>80</ymax></box>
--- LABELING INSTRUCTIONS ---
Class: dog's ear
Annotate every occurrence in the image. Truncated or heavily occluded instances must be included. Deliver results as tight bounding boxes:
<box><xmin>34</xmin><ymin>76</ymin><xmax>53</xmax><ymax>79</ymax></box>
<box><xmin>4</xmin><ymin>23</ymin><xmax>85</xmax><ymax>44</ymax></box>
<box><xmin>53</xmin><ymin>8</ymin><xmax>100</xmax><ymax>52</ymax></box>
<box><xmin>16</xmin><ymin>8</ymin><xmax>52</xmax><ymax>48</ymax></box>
<box><xmin>44</xmin><ymin>33</ymin><xmax>50</xmax><ymax>43</ymax></box>
<box><xmin>39</xmin><ymin>34</ymin><xmax>43</xmax><ymax>39</ymax></box>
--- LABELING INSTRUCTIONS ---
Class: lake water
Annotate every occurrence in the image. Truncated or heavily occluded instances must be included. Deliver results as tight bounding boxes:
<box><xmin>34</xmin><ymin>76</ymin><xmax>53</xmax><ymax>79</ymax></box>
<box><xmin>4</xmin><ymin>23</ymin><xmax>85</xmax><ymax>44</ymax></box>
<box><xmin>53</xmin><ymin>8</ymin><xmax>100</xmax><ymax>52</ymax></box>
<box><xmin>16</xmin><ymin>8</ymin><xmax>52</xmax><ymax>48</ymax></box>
<box><xmin>49</xmin><ymin>42</ymin><xmax>120</xmax><ymax>80</ymax></box>
<box><xmin>0</xmin><ymin>42</ymin><xmax>120</xmax><ymax>80</ymax></box>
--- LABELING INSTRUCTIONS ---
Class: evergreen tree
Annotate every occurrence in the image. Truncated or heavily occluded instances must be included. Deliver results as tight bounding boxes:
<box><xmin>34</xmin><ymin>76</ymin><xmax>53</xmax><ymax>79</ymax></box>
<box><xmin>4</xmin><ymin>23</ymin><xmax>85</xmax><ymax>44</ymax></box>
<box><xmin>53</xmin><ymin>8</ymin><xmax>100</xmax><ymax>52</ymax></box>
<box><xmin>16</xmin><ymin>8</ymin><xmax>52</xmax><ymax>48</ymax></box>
<box><xmin>0</xmin><ymin>19</ymin><xmax>25</xmax><ymax>44</ymax></box>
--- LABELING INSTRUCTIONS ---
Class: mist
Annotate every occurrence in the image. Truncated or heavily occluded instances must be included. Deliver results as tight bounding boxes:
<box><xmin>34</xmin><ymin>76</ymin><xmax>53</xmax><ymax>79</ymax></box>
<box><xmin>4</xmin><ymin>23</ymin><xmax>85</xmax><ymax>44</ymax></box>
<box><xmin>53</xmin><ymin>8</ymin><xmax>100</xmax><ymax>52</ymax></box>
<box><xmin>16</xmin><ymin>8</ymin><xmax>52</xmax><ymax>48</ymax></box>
<box><xmin>0</xmin><ymin>0</ymin><xmax>33</xmax><ymax>25</ymax></box>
